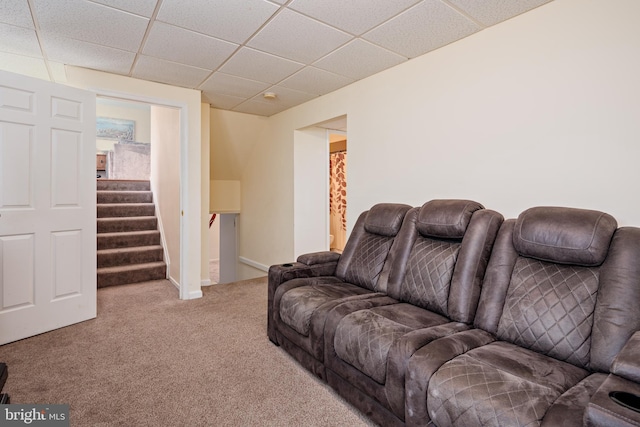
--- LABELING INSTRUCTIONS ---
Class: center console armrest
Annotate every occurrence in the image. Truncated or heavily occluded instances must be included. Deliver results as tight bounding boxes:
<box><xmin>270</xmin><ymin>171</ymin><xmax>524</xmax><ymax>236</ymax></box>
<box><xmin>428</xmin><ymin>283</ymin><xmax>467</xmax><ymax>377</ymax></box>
<box><xmin>612</xmin><ymin>331</ymin><xmax>640</xmax><ymax>383</ymax></box>
<box><xmin>585</xmin><ymin>374</ymin><xmax>640</xmax><ymax>427</ymax></box>
<box><xmin>267</xmin><ymin>251</ymin><xmax>341</xmax><ymax>344</ymax></box>
<box><xmin>297</xmin><ymin>251</ymin><xmax>341</xmax><ymax>266</ymax></box>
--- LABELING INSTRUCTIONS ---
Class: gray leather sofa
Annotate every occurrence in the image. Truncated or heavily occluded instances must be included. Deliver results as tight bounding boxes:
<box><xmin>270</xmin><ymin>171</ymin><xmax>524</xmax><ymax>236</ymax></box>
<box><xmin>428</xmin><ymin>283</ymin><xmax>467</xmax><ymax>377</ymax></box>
<box><xmin>268</xmin><ymin>200</ymin><xmax>640</xmax><ymax>426</ymax></box>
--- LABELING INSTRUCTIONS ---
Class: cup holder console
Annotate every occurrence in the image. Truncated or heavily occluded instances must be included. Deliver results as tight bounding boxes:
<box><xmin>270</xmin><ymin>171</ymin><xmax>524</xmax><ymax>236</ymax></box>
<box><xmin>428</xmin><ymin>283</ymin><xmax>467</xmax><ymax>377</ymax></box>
<box><xmin>610</xmin><ymin>391</ymin><xmax>640</xmax><ymax>413</ymax></box>
<box><xmin>282</xmin><ymin>263</ymin><xmax>294</xmax><ymax>267</ymax></box>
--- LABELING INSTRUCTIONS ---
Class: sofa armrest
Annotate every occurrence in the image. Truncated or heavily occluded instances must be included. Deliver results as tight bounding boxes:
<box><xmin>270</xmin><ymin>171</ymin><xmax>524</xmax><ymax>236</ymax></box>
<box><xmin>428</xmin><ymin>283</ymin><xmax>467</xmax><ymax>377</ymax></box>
<box><xmin>297</xmin><ymin>250</ymin><xmax>341</xmax><ymax>266</ymax></box>
<box><xmin>585</xmin><ymin>374</ymin><xmax>640</xmax><ymax>427</ymax></box>
<box><xmin>267</xmin><ymin>253</ymin><xmax>340</xmax><ymax>345</ymax></box>
<box><xmin>612</xmin><ymin>331</ymin><xmax>640</xmax><ymax>383</ymax></box>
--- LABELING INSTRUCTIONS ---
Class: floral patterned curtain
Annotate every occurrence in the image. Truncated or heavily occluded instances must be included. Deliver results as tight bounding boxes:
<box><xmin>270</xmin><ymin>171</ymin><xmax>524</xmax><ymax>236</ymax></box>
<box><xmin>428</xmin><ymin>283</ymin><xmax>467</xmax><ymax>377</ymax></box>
<box><xmin>329</xmin><ymin>152</ymin><xmax>347</xmax><ymax>249</ymax></box>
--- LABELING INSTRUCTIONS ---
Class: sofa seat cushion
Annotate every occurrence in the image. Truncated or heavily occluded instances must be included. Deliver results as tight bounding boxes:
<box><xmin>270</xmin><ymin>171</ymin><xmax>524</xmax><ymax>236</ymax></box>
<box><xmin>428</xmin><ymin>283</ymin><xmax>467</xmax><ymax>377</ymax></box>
<box><xmin>427</xmin><ymin>341</ymin><xmax>589</xmax><ymax>427</ymax></box>
<box><xmin>334</xmin><ymin>303</ymin><xmax>449</xmax><ymax>384</ymax></box>
<box><xmin>280</xmin><ymin>281</ymin><xmax>374</xmax><ymax>336</ymax></box>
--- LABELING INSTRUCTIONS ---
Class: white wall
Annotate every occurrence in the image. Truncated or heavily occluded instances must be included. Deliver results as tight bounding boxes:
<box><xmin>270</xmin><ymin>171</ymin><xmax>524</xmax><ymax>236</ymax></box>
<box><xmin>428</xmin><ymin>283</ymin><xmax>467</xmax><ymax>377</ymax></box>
<box><xmin>201</xmin><ymin>103</ymin><xmax>210</xmax><ymax>286</ymax></box>
<box><xmin>293</xmin><ymin>127</ymin><xmax>329</xmax><ymax>257</ymax></box>
<box><xmin>235</xmin><ymin>0</ymin><xmax>640</xmax><ymax>279</ymax></box>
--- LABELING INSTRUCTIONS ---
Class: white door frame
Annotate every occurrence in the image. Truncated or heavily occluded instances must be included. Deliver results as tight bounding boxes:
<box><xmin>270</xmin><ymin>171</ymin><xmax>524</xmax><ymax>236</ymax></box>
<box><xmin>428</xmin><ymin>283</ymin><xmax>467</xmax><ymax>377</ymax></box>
<box><xmin>92</xmin><ymin>89</ymin><xmax>189</xmax><ymax>300</ymax></box>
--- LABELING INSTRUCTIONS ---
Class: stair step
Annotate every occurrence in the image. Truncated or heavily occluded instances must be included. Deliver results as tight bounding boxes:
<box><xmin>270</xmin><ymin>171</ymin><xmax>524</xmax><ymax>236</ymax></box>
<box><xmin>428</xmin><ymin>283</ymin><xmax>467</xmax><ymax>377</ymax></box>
<box><xmin>97</xmin><ymin>216</ymin><xmax>157</xmax><ymax>233</ymax></box>
<box><xmin>97</xmin><ymin>190</ymin><xmax>153</xmax><ymax>204</ymax></box>
<box><xmin>98</xmin><ymin>230</ymin><xmax>160</xmax><ymax>250</ymax></box>
<box><xmin>97</xmin><ymin>179</ymin><xmax>150</xmax><ymax>192</ymax></box>
<box><xmin>97</xmin><ymin>261</ymin><xmax>166</xmax><ymax>288</ymax></box>
<box><xmin>97</xmin><ymin>203</ymin><xmax>155</xmax><ymax>218</ymax></box>
<box><xmin>97</xmin><ymin>245</ymin><xmax>164</xmax><ymax>268</ymax></box>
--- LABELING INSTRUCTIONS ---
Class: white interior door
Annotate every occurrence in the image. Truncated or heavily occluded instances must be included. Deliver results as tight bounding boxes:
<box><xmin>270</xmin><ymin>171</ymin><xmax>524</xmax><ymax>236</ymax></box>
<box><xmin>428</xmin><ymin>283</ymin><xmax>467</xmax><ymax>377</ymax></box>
<box><xmin>0</xmin><ymin>70</ymin><xmax>96</xmax><ymax>345</ymax></box>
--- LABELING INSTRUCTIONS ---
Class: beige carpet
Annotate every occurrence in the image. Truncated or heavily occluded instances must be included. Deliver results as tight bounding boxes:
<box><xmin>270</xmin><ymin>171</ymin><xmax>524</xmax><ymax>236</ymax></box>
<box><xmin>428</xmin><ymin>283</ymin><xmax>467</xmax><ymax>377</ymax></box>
<box><xmin>0</xmin><ymin>278</ymin><xmax>374</xmax><ymax>426</ymax></box>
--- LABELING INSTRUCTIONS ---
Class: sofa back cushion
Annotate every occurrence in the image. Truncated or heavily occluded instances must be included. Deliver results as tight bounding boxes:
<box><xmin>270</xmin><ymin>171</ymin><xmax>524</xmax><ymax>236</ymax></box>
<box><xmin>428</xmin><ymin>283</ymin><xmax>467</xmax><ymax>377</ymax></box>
<box><xmin>335</xmin><ymin>203</ymin><xmax>411</xmax><ymax>292</ymax></box>
<box><xmin>475</xmin><ymin>207</ymin><xmax>626</xmax><ymax>370</ymax></box>
<box><xmin>496</xmin><ymin>256</ymin><xmax>600</xmax><ymax>367</ymax></box>
<box><xmin>386</xmin><ymin>200</ymin><xmax>503</xmax><ymax>323</ymax></box>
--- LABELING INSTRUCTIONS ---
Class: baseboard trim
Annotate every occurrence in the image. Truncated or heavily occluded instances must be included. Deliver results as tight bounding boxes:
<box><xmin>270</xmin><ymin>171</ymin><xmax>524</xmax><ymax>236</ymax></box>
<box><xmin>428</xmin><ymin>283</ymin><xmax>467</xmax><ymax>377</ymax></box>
<box><xmin>239</xmin><ymin>256</ymin><xmax>269</xmax><ymax>272</ymax></box>
<box><xmin>169</xmin><ymin>276</ymin><xmax>179</xmax><ymax>290</ymax></box>
<box><xmin>201</xmin><ymin>279</ymin><xmax>212</xmax><ymax>287</ymax></box>
<box><xmin>188</xmin><ymin>289</ymin><xmax>203</xmax><ymax>299</ymax></box>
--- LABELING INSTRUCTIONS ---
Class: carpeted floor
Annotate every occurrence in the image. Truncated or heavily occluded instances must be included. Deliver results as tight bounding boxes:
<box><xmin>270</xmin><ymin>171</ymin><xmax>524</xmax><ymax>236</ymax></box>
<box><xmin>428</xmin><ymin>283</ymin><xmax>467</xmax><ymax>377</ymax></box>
<box><xmin>0</xmin><ymin>278</ymin><xmax>374</xmax><ymax>426</ymax></box>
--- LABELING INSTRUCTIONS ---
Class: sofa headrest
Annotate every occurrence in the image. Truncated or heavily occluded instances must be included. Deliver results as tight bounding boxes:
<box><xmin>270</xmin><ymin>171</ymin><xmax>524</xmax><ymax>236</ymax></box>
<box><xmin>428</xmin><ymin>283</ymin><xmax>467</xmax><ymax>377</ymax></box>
<box><xmin>416</xmin><ymin>200</ymin><xmax>484</xmax><ymax>239</ymax></box>
<box><xmin>513</xmin><ymin>206</ymin><xmax>618</xmax><ymax>266</ymax></box>
<box><xmin>364</xmin><ymin>203</ymin><xmax>412</xmax><ymax>237</ymax></box>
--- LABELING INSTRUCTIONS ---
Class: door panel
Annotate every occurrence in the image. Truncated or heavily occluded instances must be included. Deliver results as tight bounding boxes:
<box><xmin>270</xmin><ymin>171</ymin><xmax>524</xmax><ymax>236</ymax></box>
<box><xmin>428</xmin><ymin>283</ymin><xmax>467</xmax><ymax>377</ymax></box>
<box><xmin>0</xmin><ymin>70</ymin><xmax>96</xmax><ymax>345</ymax></box>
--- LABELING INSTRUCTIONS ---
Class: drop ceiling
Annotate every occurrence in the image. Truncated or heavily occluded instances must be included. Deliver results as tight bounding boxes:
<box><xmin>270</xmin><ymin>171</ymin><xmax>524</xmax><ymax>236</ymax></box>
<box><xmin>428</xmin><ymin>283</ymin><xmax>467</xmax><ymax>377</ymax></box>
<box><xmin>0</xmin><ymin>0</ymin><xmax>553</xmax><ymax>116</ymax></box>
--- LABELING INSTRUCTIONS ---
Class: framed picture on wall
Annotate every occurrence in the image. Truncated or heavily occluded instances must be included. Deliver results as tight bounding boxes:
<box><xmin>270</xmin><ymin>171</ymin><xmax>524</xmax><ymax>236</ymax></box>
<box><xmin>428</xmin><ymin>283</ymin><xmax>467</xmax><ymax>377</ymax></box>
<box><xmin>96</xmin><ymin>117</ymin><xmax>135</xmax><ymax>141</ymax></box>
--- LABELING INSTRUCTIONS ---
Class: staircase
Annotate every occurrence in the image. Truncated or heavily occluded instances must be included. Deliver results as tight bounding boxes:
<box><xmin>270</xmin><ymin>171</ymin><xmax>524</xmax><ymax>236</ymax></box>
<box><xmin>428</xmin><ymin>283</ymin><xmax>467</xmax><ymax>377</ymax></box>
<box><xmin>97</xmin><ymin>180</ymin><xmax>166</xmax><ymax>288</ymax></box>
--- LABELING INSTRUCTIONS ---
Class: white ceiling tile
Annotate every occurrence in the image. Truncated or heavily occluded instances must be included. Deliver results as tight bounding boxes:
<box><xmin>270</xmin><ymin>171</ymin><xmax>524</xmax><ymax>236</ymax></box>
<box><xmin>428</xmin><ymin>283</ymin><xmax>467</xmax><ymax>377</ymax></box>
<box><xmin>32</xmin><ymin>0</ymin><xmax>148</xmax><ymax>52</ymax></box>
<box><xmin>0</xmin><ymin>0</ymin><xmax>34</xmax><ymax>29</ymax></box>
<box><xmin>289</xmin><ymin>0</ymin><xmax>420</xmax><ymax>35</ymax></box>
<box><xmin>88</xmin><ymin>0</ymin><xmax>158</xmax><ymax>17</ymax></box>
<box><xmin>143</xmin><ymin>22</ymin><xmax>238</xmax><ymax>70</ymax></box>
<box><xmin>133</xmin><ymin>55</ymin><xmax>211</xmax><ymax>88</ymax></box>
<box><xmin>363</xmin><ymin>0</ymin><xmax>481</xmax><ymax>58</ymax></box>
<box><xmin>157</xmin><ymin>0</ymin><xmax>279</xmax><ymax>44</ymax></box>
<box><xmin>248</xmin><ymin>9</ymin><xmax>351</xmax><ymax>64</ymax></box>
<box><xmin>219</xmin><ymin>47</ymin><xmax>304</xmax><ymax>84</ymax></box>
<box><xmin>233</xmin><ymin>99</ymin><xmax>288</xmax><ymax>116</ymax></box>
<box><xmin>314</xmin><ymin>39</ymin><xmax>406</xmax><ymax>80</ymax></box>
<box><xmin>279</xmin><ymin>67</ymin><xmax>353</xmax><ymax>95</ymax></box>
<box><xmin>201</xmin><ymin>92</ymin><xmax>245</xmax><ymax>110</ymax></box>
<box><xmin>41</xmin><ymin>35</ymin><xmax>135</xmax><ymax>75</ymax></box>
<box><xmin>0</xmin><ymin>24</ymin><xmax>42</xmax><ymax>58</ymax></box>
<box><xmin>251</xmin><ymin>86</ymin><xmax>317</xmax><ymax>107</ymax></box>
<box><xmin>6</xmin><ymin>0</ymin><xmax>557</xmax><ymax>112</ymax></box>
<box><xmin>199</xmin><ymin>72</ymin><xmax>270</xmax><ymax>99</ymax></box>
<box><xmin>447</xmin><ymin>0</ymin><xmax>553</xmax><ymax>27</ymax></box>
<box><xmin>0</xmin><ymin>52</ymin><xmax>49</xmax><ymax>80</ymax></box>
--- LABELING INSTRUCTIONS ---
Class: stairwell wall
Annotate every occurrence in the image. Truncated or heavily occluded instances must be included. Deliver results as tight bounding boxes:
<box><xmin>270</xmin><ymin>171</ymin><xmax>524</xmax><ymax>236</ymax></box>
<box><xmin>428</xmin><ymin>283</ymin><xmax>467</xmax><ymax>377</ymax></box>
<box><xmin>151</xmin><ymin>106</ymin><xmax>181</xmax><ymax>286</ymax></box>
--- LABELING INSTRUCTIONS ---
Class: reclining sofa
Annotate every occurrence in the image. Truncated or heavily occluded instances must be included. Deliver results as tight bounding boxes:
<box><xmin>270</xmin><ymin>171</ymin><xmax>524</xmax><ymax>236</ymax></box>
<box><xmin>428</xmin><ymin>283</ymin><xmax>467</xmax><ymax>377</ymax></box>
<box><xmin>268</xmin><ymin>200</ymin><xmax>640</xmax><ymax>426</ymax></box>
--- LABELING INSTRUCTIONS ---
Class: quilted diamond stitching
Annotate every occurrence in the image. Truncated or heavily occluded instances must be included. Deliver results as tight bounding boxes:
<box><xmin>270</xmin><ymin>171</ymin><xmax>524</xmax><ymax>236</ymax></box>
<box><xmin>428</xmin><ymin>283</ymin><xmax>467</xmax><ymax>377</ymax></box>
<box><xmin>334</xmin><ymin>310</ymin><xmax>412</xmax><ymax>384</ymax></box>
<box><xmin>343</xmin><ymin>234</ymin><xmax>394</xmax><ymax>291</ymax></box>
<box><xmin>399</xmin><ymin>237</ymin><xmax>460</xmax><ymax>315</ymax></box>
<box><xmin>497</xmin><ymin>257</ymin><xmax>599</xmax><ymax>368</ymax></box>
<box><xmin>428</xmin><ymin>355</ymin><xmax>558</xmax><ymax>427</ymax></box>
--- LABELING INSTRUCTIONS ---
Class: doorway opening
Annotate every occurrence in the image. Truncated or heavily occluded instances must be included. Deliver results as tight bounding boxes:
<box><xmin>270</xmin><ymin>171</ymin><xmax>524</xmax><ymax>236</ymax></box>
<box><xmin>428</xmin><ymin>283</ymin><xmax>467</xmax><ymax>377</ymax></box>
<box><xmin>293</xmin><ymin>115</ymin><xmax>347</xmax><ymax>258</ymax></box>
<box><xmin>95</xmin><ymin>95</ymin><xmax>183</xmax><ymax>297</ymax></box>
<box><xmin>329</xmin><ymin>132</ymin><xmax>347</xmax><ymax>252</ymax></box>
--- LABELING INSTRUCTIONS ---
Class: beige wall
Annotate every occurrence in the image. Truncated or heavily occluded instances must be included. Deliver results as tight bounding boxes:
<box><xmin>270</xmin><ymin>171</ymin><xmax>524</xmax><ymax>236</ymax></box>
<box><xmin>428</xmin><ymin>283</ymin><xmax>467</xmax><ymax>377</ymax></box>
<box><xmin>150</xmin><ymin>106</ymin><xmax>181</xmax><ymax>284</ymax></box>
<box><xmin>66</xmin><ymin>67</ymin><xmax>203</xmax><ymax>298</ymax></box>
<box><xmin>210</xmin><ymin>108</ymin><xmax>268</xmax><ymax>180</ymax></box>
<box><xmin>210</xmin><ymin>180</ymin><xmax>241</xmax><ymax>213</ymax></box>
<box><xmin>232</xmin><ymin>0</ymin><xmax>640</xmax><ymax>279</ymax></box>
